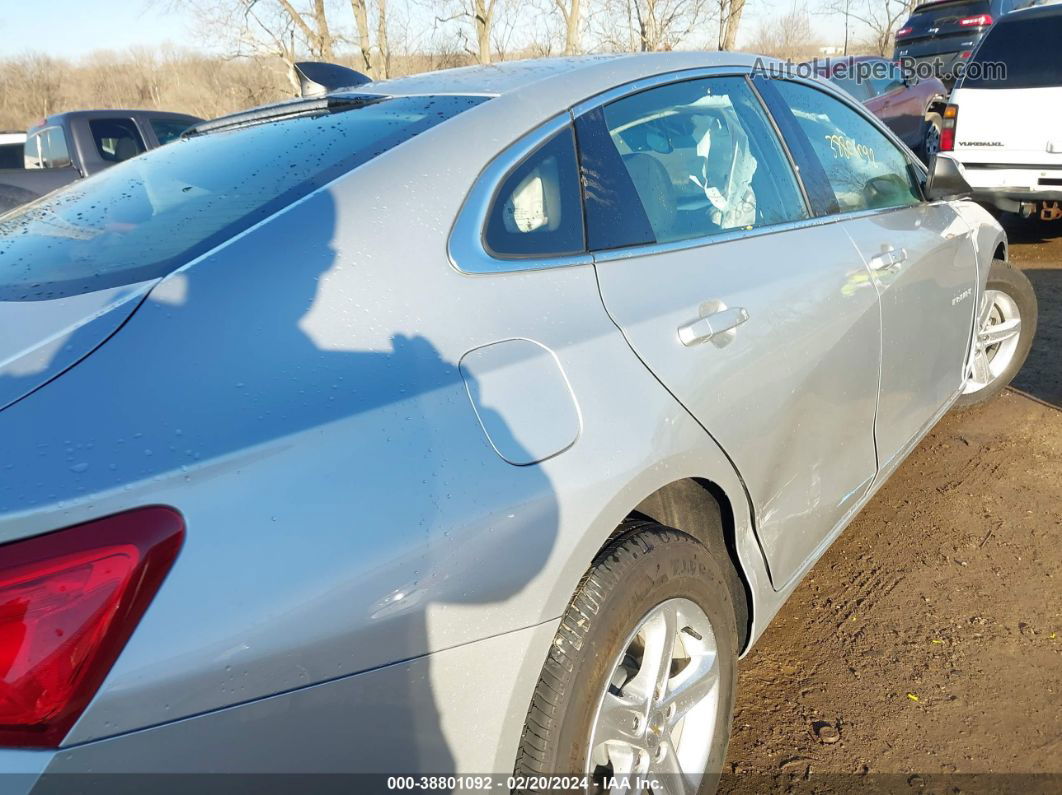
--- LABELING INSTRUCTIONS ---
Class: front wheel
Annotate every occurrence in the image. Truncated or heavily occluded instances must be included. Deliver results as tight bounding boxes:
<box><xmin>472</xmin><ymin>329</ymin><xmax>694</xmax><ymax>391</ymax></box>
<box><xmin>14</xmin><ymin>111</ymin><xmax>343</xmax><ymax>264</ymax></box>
<box><xmin>920</xmin><ymin>112</ymin><xmax>943</xmax><ymax>164</ymax></box>
<box><xmin>955</xmin><ymin>259</ymin><xmax>1038</xmax><ymax>408</ymax></box>
<box><xmin>514</xmin><ymin>523</ymin><xmax>738</xmax><ymax>794</ymax></box>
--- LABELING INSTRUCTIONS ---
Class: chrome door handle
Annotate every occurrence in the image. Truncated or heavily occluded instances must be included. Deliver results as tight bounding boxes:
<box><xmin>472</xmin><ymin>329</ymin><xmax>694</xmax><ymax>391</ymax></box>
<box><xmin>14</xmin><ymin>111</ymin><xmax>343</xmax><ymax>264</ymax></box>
<box><xmin>868</xmin><ymin>247</ymin><xmax>907</xmax><ymax>271</ymax></box>
<box><xmin>678</xmin><ymin>306</ymin><xmax>750</xmax><ymax>347</ymax></box>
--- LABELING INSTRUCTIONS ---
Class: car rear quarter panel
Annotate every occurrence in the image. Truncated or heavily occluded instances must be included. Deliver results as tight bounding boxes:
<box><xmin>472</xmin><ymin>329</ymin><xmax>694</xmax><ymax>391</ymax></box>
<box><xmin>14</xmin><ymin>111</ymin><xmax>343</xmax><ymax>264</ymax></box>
<box><xmin>0</xmin><ymin>93</ymin><xmax>765</xmax><ymax>759</ymax></box>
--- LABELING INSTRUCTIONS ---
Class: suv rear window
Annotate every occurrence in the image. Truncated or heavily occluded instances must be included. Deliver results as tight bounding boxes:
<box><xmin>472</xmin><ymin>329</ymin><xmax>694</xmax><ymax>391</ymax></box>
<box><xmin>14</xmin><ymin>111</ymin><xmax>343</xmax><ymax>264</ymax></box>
<box><xmin>963</xmin><ymin>12</ymin><xmax>1062</xmax><ymax>88</ymax></box>
<box><xmin>906</xmin><ymin>0</ymin><xmax>990</xmax><ymax>32</ymax></box>
<box><xmin>0</xmin><ymin>95</ymin><xmax>486</xmax><ymax>301</ymax></box>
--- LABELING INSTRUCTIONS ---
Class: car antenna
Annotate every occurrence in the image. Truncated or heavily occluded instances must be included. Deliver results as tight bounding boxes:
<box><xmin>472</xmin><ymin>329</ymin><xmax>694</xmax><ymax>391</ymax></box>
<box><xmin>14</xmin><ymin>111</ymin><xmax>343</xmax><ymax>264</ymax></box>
<box><xmin>294</xmin><ymin>62</ymin><xmax>372</xmax><ymax>98</ymax></box>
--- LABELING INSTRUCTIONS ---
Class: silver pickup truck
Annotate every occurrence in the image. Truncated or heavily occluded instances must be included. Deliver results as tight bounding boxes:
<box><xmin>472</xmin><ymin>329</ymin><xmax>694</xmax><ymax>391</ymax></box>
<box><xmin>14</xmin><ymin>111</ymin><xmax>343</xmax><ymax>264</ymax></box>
<box><xmin>0</xmin><ymin>109</ymin><xmax>201</xmax><ymax>212</ymax></box>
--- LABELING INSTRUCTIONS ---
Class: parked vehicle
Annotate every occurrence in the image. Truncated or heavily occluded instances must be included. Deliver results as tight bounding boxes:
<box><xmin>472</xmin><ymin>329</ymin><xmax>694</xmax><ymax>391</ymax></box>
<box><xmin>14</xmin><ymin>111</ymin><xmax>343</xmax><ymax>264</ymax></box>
<box><xmin>807</xmin><ymin>56</ymin><xmax>949</xmax><ymax>160</ymax></box>
<box><xmin>0</xmin><ymin>132</ymin><xmax>25</xmax><ymax>170</ymax></box>
<box><xmin>0</xmin><ymin>109</ymin><xmax>201</xmax><ymax>212</ymax></box>
<box><xmin>0</xmin><ymin>54</ymin><xmax>1036</xmax><ymax>790</ymax></box>
<box><xmin>893</xmin><ymin>0</ymin><xmax>1034</xmax><ymax>86</ymax></box>
<box><xmin>943</xmin><ymin>4</ymin><xmax>1062</xmax><ymax>219</ymax></box>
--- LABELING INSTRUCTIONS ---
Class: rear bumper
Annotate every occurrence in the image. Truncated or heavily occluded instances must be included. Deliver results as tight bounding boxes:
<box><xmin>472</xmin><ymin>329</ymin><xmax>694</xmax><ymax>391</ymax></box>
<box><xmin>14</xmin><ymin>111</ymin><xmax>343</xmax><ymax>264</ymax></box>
<box><xmin>0</xmin><ymin>620</ymin><xmax>558</xmax><ymax>793</ymax></box>
<box><xmin>961</xmin><ymin>164</ymin><xmax>1062</xmax><ymax>210</ymax></box>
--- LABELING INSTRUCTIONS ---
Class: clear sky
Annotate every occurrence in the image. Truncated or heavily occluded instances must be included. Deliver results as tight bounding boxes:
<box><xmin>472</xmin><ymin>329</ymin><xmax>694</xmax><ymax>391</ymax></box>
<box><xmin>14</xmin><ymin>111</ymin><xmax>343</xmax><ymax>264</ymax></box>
<box><xmin>0</xmin><ymin>0</ymin><xmax>197</xmax><ymax>57</ymax></box>
<box><xmin>0</xmin><ymin>0</ymin><xmax>852</xmax><ymax>60</ymax></box>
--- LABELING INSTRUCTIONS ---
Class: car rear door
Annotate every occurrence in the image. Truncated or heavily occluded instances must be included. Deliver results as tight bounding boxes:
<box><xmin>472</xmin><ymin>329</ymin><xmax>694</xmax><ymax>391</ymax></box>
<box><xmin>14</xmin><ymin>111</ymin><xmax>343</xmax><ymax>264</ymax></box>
<box><xmin>580</xmin><ymin>73</ymin><xmax>883</xmax><ymax>587</ymax></box>
<box><xmin>759</xmin><ymin>77</ymin><xmax>978</xmax><ymax>471</ymax></box>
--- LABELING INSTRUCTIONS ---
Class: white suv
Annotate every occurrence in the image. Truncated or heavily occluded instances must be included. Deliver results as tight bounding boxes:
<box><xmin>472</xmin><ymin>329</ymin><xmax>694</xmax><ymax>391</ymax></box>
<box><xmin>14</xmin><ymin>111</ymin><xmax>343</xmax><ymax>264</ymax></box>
<box><xmin>944</xmin><ymin>4</ymin><xmax>1062</xmax><ymax>219</ymax></box>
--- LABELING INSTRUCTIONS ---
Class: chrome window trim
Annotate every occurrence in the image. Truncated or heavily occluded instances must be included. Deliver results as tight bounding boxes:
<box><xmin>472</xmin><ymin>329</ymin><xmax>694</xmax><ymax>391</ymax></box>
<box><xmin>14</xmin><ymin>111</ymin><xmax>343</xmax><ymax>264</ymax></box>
<box><xmin>592</xmin><ymin>203</ymin><xmax>929</xmax><ymax>264</ymax></box>
<box><xmin>448</xmin><ymin>64</ymin><xmax>934</xmax><ymax>275</ymax></box>
<box><xmin>569</xmin><ymin>65</ymin><xmax>752</xmax><ymax>117</ymax></box>
<box><xmin>447</xmin><ymin>112</ymin><xmax>592</xmax><ymax>275</ymax></box>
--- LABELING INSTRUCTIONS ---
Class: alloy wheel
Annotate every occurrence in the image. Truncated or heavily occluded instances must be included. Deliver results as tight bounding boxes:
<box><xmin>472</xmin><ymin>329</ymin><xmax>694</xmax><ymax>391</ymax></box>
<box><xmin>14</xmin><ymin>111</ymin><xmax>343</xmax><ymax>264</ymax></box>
<box><xmin>924</xmin><ymin>123</ymin><xmax>941</xmax><ymax>159</ymax></box>
<box><xmin>964</xmin><ymin>289</ymin><xmax>1023</xmax><ymax>395</ymax></box>
<box><xmin>587</xmin><ymin>598</ymin><xmax>720</xmax><ymax>795</ymax></box>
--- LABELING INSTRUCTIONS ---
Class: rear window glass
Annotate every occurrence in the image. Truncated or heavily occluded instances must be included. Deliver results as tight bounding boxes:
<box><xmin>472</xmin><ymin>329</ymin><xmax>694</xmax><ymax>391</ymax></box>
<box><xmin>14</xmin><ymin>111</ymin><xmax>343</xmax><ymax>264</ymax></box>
<box><xmin>0</xmin><ymin>95</ymin><xmax>486</xmax><ymax>301</ymax></box>
<box><xmin>963</xmin><ymin>13</ymin><xmax>1062</xmax><ymax>88</ymax></box>
<box><xmin>827</xmin><ymin>75</ymin><xmax>872</xmax><ymax>101</ymax></box>
<box><xmin>89</xmin><ymin>118</ymin><xmax>146</xmax><ymax>163</ymax></box>
<box><xmin>151</xmin><ymin>117</ymin><xmax>198</xmax><ymax>145</ymax></box>
<box><xmin>907</xmin><ymin>0</ymin><xmax>990</xmax><ymax>29</ymax></box>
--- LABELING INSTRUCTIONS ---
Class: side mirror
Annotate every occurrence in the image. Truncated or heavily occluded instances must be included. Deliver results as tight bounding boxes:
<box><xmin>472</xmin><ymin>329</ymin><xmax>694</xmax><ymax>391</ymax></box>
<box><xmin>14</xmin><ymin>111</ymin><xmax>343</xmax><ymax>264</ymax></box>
<box><xmin>924</xmin><ymin>153</ymin><xmax>973</xmax><ymax>201</ymax></box>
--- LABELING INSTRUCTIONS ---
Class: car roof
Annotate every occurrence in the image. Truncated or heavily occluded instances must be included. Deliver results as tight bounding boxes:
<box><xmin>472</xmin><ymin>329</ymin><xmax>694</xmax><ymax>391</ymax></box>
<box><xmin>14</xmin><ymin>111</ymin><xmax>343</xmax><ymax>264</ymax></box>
<box><xmin>365</xmin><ymin>52</ymin><xmax>770</xmax><ymax>98</ymax></box>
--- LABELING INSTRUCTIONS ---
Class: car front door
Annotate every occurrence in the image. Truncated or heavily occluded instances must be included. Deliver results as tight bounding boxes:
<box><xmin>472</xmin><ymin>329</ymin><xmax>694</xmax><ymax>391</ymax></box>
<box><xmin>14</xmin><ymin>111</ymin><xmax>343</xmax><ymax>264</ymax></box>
<box><xmin>580</xmin><ymin>74</ymin><xmax>883</xmax><ymax>587</ymax></box>
<box><xmin>761</xmin><ymin>77</ymin><xmax>978</xmax><ymax>472</ymax></box>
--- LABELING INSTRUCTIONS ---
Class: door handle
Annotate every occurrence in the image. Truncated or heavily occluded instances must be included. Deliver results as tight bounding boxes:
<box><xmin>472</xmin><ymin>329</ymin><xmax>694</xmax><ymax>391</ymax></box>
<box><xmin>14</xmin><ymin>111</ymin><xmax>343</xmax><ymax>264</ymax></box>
<box><xmin>678</xmin><ymin>306</ymin><xmax>750</xmax><ymax>347</ymax></box>
<box><xmin>867</xmin><ymin>247</ymin><xmax>907</xmax><ymax>272</ymax></box>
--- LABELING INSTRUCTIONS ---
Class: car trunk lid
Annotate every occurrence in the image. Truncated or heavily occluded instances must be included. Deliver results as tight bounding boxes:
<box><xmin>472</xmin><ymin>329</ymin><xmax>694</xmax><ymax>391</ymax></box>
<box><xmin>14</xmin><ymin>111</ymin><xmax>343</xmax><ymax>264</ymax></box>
<box><xmin>0</xmin><ymin>280</ymin><xmax>156</xmax><ymax>412</ymax></box>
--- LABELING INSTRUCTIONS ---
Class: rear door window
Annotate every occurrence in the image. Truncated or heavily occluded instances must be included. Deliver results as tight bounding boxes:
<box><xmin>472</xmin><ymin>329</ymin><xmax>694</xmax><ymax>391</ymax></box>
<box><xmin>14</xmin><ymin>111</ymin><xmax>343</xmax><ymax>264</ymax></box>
<box><xmin>575</xmin><ymin>75</ymin><xmax>808</xmax><ymax>249</ymax></box>
<box><xmin>770</xmin><ymin>80</ymin><xmax>922</xmax><ymax>213</ymax></box>
<box><xmin>963</xmin><ymin>12</ymin><xmax>1062</xmax><ymax>89</ymax></box>
<box><xmin>89</xmin><ymin>118</ymin><xmax>146</xmax><ymax>163</ymax></box>
<box><xmin>0</xmin><ymin>95</ymin><xmax>486</xmax><ymax>300</ymax></box>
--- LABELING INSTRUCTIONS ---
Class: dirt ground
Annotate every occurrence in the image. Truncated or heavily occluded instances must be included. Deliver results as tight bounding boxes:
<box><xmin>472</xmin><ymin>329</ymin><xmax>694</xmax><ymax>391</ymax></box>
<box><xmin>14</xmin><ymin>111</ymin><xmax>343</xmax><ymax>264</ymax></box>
<box><xmin>721</xmin><ymin>216</ymin><xmax>1062</xmax><ymax>793</ymax></box>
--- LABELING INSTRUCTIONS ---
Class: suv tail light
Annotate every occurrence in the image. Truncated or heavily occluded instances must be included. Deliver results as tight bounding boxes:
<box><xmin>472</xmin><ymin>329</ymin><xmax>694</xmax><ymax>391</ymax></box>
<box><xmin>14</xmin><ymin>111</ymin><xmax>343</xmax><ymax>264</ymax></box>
<box><xmin>959</xmin><ymin>13</ymin><xmax>993</xmax><ymax>26</ymax></box>
<box><xmin>0</xmin><ymin>507</ymin><xmax>183</xmax><ymax>747</ymax></box>
<box><xmin>896</xmin><ymin>26</ymin><xmax>914</xmax><ymax>37</ymax></box>
<box><xmin>940</xmin><ymin>104</ymin><xmax>958</xmax><ymax>152</ymax></box>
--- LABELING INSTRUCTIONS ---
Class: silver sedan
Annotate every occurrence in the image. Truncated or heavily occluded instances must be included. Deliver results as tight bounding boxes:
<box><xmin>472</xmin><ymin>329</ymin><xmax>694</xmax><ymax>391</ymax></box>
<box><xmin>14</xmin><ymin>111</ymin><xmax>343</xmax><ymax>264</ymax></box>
<box><xmin>0</xmin><ymin>53</ymin><xmax>1036</xmax><ymax>792</ymax></box>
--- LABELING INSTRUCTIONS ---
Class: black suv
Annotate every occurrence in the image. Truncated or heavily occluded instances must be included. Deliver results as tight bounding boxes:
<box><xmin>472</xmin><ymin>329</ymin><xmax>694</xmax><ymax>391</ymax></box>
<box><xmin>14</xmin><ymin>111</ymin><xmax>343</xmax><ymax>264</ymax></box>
<box><xmin>893</xmin><ymin>0</ymin><xmax>1033</xmax><ymax>86</ymax></box>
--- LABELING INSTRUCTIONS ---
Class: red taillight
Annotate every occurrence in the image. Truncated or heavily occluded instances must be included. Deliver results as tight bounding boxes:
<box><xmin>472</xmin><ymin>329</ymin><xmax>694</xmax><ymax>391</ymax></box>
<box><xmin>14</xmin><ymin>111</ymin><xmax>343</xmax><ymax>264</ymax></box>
<box><xmin>896</xmin><ymin>26</ymin><xmax>914</xmax><ymax>37</ymax></box>
<box><xmin>960</xmin><ymin>50</ymin><xmax>973</xmax><ymax>59</ymax></box>
<box><xmin>0</xmin><ymin>507</ymin><xmax>183</xmax><ymax>747</ymax></box>
<box><xmin>941</xmin><ymin>104</ymin><xmax>958</xmax><ymax>152</ymax></box>
<box><xmin>959</xmin><ymin>13</ymin><xmax>993</xmax><ymax>26</ymax></box>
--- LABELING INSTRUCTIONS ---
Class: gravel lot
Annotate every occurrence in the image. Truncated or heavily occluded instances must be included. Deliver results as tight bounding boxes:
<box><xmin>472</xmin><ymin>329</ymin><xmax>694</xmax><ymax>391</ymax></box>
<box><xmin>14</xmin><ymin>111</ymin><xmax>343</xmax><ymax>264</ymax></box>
<box><xmin>722</xmin><ymin>215</ymin><xmax>1062</xmax><ymax>793</ymax></box>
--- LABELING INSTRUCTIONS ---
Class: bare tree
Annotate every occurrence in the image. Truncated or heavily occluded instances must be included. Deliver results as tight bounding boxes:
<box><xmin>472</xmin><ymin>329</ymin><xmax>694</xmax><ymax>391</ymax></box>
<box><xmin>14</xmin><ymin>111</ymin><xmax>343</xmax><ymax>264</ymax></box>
<box><xmin>825</xmin><ymin>0</ymin><xmax>912</xmax><ymax>55</ymax></box>
<box><xmin>376</xmin><ymin>0</ymin><xmax>392</xmax><ymax>77</ymax></box>
<box><xmin>717</xmin><ymin>0</ymin><xmax>746</xmax><ymax>50</ymax></box>
<box><xmin>552</xmin><ymin>0</ymin><xmax>582</xmax><ymax>55</ymax></box>
<box><xmin>436</xmin><ymin>0</ymin><xmax>500</xmax><ymax>64</ymax></box>
<box><xmin>592</xmin><ymin>0</ymin><xmax>715</xmax><ymax>52</ymax></box>
<box><xmin>748</xmin><ymin>4</ymin><xmax>819</xmax><ymax>60</ymax></box>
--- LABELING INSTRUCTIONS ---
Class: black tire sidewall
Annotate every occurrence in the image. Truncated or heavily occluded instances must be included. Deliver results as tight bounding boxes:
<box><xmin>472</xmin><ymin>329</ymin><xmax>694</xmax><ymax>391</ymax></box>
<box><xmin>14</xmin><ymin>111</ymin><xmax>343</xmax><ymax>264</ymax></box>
<box><xmin>546</xmin><ymin>531</ymin><xmax>738</xmax><ymax>787</ymax></box>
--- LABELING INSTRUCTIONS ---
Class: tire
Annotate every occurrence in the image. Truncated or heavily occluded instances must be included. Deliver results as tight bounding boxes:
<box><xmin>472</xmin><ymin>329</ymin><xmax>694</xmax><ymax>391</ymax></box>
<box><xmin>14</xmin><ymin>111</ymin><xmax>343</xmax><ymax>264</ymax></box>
<box><xmin>954</xmin><ymin>259</ymin><xmax>1038</xmax><ymax>409</ymax></box>
<box><xmin>920</xmin><ymin>112</ymin><xmax>943</xmax><ymax>164</ymax></box>
<box><xmin>514</xmin><ymin>522</ymin><xmax>738</xmax><ymax>793</ymax></box>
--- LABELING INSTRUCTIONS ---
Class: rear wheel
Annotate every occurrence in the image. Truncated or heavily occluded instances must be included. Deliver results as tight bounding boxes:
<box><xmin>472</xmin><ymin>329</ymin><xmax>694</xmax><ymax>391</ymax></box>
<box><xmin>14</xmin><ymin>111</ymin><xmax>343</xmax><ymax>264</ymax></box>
<box><xmin>955</xmin><ymin>259</ymin><xmax>1037</xmax><ymax>408</ymax></box>
<box><xmin>514</xmin><ymin>523</ymin><xmax>738</xmax><ymax>794</ymax></box>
